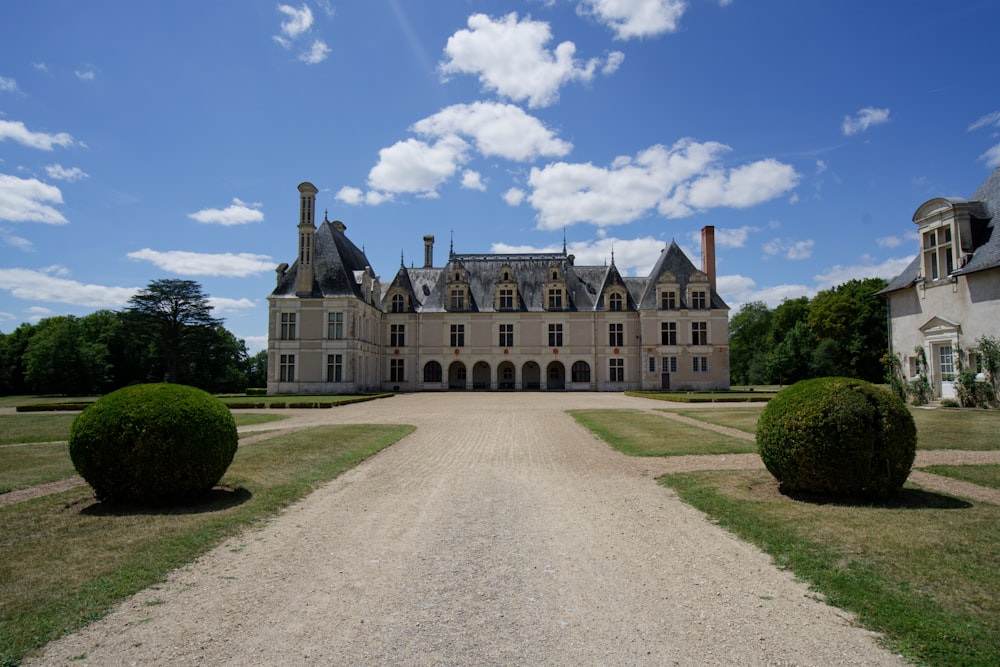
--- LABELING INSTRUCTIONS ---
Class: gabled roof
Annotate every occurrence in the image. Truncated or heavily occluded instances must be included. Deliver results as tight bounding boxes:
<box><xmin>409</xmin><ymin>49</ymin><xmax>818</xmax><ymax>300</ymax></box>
<box><xmin>271</xmin><ymin>219</ymin><xmax>374</xmax><ymax>299</ymax></box>
<box><xmin>637</xmin><ymin>241</ymin><xmax>729</xmax><ymax>310</ymax></box>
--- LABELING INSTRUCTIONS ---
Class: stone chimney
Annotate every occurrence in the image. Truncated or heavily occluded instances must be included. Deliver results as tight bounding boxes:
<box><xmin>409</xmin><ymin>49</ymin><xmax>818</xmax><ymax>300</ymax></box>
<box><xmin>423</xmin><ymin>235</ymin><xmax>435</xmax><ymax>268</ymax></box>
<box><xmin>295</xmin><ymin>182</ymin><xmax>318</xmax><ymax>296</ymax></box>
<box><xmin>701</xmin><ymin>225</ymin><xmax>717</xmax><ymax>294</ymax></box>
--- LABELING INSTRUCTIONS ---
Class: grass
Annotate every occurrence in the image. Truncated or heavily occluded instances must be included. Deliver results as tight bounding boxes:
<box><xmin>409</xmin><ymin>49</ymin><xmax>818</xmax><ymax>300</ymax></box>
<box><xmin>569</xmin><ymin>409</ymin><xmax>756</xmax><ymax>456</ymax></box>
<box><xmin>0</xmin><ymin>422</ymin><xmax>414</xmax><ymax>667</ymax></box>
<box><xmin>0</xmin><ymin>413</ymin><xmax>289</xmax><ymax>494</ymax></box>
<box><xmin>919</xmin><ymin>464</ymin><xmax>1000</xmax><ymax>490</ymax></box>
<box><xmin>627</xmin><ymin>390</ymin><xmax>775</xmax><ymax>403</ymax></box>
<box><xmin>673</xmin><ymin>407</ymin><xmax>762</xmax><ymax>435</ymax></box>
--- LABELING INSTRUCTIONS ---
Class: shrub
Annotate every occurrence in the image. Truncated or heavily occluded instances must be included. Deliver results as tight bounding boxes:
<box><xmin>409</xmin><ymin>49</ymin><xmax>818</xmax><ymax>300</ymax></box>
<box><xmin>68</xmin><ymin>383</ymin><xmax>238</xmax><ymax>504</ymax></box>
<box><xmin>940</xmin><ymin>398</ymin><xmax>961</xmax><ymax>408</ymax></box>
<box><xmin>756</xmin><ymin>377</ymin><xmax>916</xmax><ymax>499</ymax></box>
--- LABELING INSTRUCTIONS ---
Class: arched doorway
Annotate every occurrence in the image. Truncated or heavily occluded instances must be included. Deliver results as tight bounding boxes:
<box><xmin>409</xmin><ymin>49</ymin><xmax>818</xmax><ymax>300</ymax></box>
<box><xmin>497</xmin><ymin>361</ymin><xmax>516</xmax><ymax>390</ymax></box>
<box><xmin>522</xmin><ymin>361</ymin><xmax>540</xmax><ymax>390</ymax></box>
<box><xmin>546</xmin><ymin>361</ymin><xmax>565</xmax><ymax>390</ymax></box>
<box><xmin>448</xmin><ymin>361</ymin><xmax>467</xmax><ymax>390</ymax></box>
<box><xmin>472</xmin><ymin>361</ymin><xmax>491</xmax><ymax>390</ymax></box>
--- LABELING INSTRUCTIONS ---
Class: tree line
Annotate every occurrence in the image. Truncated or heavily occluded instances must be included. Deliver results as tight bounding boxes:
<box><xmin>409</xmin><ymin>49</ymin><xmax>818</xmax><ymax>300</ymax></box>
<box><xmin>728</xmin><ymin>277</ymin><xmax>889</xmax><ymax>386</ymax></box>
<box><xmin>0</xmin><ymin>279</ymin><xmax>267</xmax><ymax>396</ymax></box>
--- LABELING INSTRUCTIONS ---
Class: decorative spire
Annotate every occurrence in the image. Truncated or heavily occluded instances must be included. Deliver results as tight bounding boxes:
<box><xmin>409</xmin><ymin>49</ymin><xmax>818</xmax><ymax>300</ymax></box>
<box><xmin>449</xmin><ymin>230</ymin><xmax>454</xmax><ymax>258</ymax></box>
<box><xmin>400</xmin><ymin>249</ymin><xmax>405</xmax><ymax>267</ymax></box>
<box><xmin>610</xmin><ymin>244</ymin><xmax>616</xmax><ymax>267</ymax></box>
<box><xmin>562</xmin><ymin>228</ymin><xmax>567</xmax><ymax>255</ymax></box>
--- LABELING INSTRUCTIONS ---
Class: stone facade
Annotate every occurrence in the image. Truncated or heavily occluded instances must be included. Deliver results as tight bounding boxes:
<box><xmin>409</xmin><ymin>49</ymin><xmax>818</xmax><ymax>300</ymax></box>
<box><xmin>879</xmin><ymin>168</ymin><xmax>1000</xmax><ymax>399</ymax></box>
<box><xmin>268</xmin><ymin>182</ymin><xmax>731</xmax><ymax>393</ymax></box>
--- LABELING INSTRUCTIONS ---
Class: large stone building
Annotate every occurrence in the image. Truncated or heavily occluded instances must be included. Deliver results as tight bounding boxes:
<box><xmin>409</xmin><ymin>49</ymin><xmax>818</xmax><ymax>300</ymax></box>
<box><xmin>267</xmin><ymin>182</ymin><xmax>731</xmax><ymax>393</ymax></box>
<box><xmin>879</xmin><ymin>167</ymin><xmax>1000</xmax><ymax>399</ymax></box>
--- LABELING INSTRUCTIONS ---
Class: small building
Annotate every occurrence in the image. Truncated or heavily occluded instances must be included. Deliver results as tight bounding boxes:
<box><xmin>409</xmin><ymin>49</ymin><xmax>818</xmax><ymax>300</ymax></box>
<box><xmin>267</xmin><ymin>182</ymin><xmax>731</xmax><ymax>393</ymax></box>
<box><xmin>879</xmin><ymin>168</ymin><xmax>1000</xmax><ymax>398</ymax></box>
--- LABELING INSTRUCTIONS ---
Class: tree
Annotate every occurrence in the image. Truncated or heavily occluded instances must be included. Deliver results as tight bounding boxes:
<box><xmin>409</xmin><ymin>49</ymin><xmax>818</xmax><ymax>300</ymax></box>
<box><xmin>125</xmin><ymin>279</ymin><xmax>223</xmax><ymax>384</ymax></box>
<box><xmin>24</xmin><ymin>316</ymin><xmax>110</xmax><ymax>395</ymax></box>
<box><xmin>246</xmin><ymin>349</ymin><xmax>268</xmax><ymax>388</ymax></box>
<box><xmin>728</xmin><ymin>301</ymin><xmax>773</xmax><ymax>385</ymax></box>
<box><xmin>768</xmin><ymin>296</ymin><xmax>810</xmax><ymax>348</ymax></box>
<box><xmin>0</xmin><ymin>323</ymin><xmax>35</xmax><ymax>395</ymax></box>
<box><xmin>807</xmin><ymin>278</ymin><xmax>888</xmax><ymax>382</ymax></box>
<box><xmin>767</xmin><ymin>320</ymin><xmax>816</xmax><ymax>385</ymax></box>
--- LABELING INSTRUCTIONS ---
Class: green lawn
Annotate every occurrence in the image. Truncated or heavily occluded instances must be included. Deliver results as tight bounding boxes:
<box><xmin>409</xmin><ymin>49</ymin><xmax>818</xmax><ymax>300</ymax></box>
<box><xmin>0</xmin><ymin>422</ymin><xmax>414</xmax><ymax>667</ymax></box>
<box><xmin>570</xmin><ymin>409</ymin><xmax>756</xmax><ymax>456</ymax></box>
<box><xmin>920</xmin><ymin>464</ymin><xmax>1000</xmax><ymax>490</ymax></box>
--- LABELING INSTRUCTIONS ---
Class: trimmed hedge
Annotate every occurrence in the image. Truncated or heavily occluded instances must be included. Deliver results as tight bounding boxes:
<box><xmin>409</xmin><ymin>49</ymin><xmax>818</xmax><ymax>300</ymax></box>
<box><xmin>756</xmin><ymin>377</ymin><xmax>916</xmax><ymax>499</ymax></box>
<box><xmin>68</xmin><ymin>383</ymin><xmax>238</xmax><ymax>504</ymax></box>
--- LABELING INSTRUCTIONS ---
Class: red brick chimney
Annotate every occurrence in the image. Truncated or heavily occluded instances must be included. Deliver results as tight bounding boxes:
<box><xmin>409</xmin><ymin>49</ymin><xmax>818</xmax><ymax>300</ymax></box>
<box><xmin>701</xmin><ymin>225</ymin><xmax>716</xmax><ymax>294</ymax></box>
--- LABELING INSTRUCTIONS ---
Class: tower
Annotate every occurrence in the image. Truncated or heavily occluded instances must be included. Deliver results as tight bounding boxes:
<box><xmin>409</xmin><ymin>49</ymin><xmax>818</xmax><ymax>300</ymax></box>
<box><xmin>296</xmin><ymin>182</ymin><xmax>318</xmax><ymax>296</ymax></box>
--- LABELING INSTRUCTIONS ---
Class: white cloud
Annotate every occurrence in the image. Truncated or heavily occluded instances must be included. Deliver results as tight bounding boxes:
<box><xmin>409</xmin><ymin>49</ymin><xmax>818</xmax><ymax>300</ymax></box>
<box><xmin>812</xmin><ymin>255</ymin><xmax>914</xmax><ymax>289</ymax></box>
<box><xmin>45</xmin><ymin>164</ymin><xmax>89</xmax><ymax>182</ymax></box>
<box><xmin>335</xmin><ymin>186</ymin><xmax>364</xmax><ymax>205</ymax></box>
<box><xmin>718</xmin><ymin>274</ymin><xmax>814</xmax><ymax>310</ymax></box>
<box><xmin>1</xmin><ymin>226</ymin><xmax>33</xmax><ymax>251</ymax></box>
<box><xmin>578</xmin><ymin>0</ymin><xmax>688</xmax><ymax>39</ymax></box>
<box><xmin>187</xmin><ymin>198</ymin><xmax>264</xmax><ymax>225</ymax></box>
<box><xmin>527</xmin><ymin>139</ymin><xmax>799</xmax><ymax>229</ymax></box>
<box><xmin>0</xmin><ymin>119</ymin><xmax>76</xmax><ymax>150</ymax></box>
<box><xmin>75</xmin><ymin>69</ymin><xmax>96</xmax><ymax>81</ymax></box>
<box><xmin>842</xmin><ymin>106</ymin><xmax>890</xmax><ymax>136</ymax></box>
<box><xmin>503</xmin><ymin>187</ymin><xmax>526</xmax><ymax>206</ymax></box>
<box><xmin>876</xmin><ymin>235</ymin><xmax>903</xmax><ymax>248</ymax></box>
<box><xmin>275</xmin><ymin>3</ymin><xmax>314</xmax><ymax>45</ymax></box>
<box><xmin>968</xmin><ymin>111</ymin><xmax>1000</xmax><ymax>132</ymax></box>
<box><xmin>207</xmin><ymin>297</ymin><xmax>257</xmax><ymax>313</ymax></box>
<box><xmin>0</xmin><ymin>75</ymin><xmax>19</xmax><ymax>93</ymax></box>
<box><xmin>980</xmin><ymin>143</ymin><xmax>1000</xmax><ymax>169</ymax></box>
<box><xmin>0</xmin><ymin>267</ymin><xmax>137</xmax><ymax>308</ymax></box>
<box><xmin>461</xmin><ymin>170</ymin><xmax>486</xmax><ymax>191</ymax></box>
<box><xmin>299</xmin><ymin>39</ymin><xmax>330</xmax><ymax>64</ymax></box>
<box><xmin>762</xmin><ymin>237</ymin><xmax>814</xmax><ymax>261</ymax></box>
<box><xmin>367</xmin><ymin>135</ymin><xmax>470</xmax><ymax>196</ymax></box>
<box><xmin>440</xmin><ymin>12</ymin><xmax>620</xmax><ymax>108</ymax></box>
<box><xmin>712</xmin><ymin>225</ymin><xmax>758</xmax><ymax>249</ymax></box>
<box><xmin>411</xmin><ymin>102</ymin><xmax>572</xmax><ymax>161</ymax></box>
<box><xmin>492</xmin><ymin>234</ymin><xmax>665</xmax><ymax>275</ymax></box>
<box><xmin>0</xmin><ymin>174</ymin><xmax>68</xmax><ymax>224</ymax></box>
<box><xmin>126</xmin><ymin>249</ymin><xmax>275</xmax><ymax>277</ymax></box>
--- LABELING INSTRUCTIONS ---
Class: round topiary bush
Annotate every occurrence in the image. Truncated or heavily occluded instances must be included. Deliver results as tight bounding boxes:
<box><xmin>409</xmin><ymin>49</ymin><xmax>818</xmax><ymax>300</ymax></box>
<box><xmin>756</xmin><ymin>377</ymin><xmax>916</xmax><ymax>499</ymax></box>
<box><xmin>69</xmin><ymin>383</ymin><xmax>238</xmax><ymax>504</ymax></box>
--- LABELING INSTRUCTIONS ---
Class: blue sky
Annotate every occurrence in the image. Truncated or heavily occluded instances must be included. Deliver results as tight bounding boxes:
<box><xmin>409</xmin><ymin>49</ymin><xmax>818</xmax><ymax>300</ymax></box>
<box><xmin>2</xmin><ymin>1</ymin><xmax>999</xmax><ymax>353</ymax></box>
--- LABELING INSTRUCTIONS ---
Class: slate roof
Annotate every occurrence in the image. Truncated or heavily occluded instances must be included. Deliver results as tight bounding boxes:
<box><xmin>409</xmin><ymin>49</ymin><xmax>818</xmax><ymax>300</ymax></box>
<box><xmin>271</xmin><ymin>218</ymin><xmax>374</xmax><ymax>299</ymax></box>
<box><xmin>879</xmin><ymin>167</ymin><xmax>1000</xmax><ymax>294</ymax></box>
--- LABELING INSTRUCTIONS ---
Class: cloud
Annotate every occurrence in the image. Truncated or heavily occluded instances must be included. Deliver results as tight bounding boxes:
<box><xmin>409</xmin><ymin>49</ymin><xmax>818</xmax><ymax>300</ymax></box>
<box><xmin>578</xmin><ymin>0</ymin><xmax>687</xmax><ymax>39</ymax></box>
<box><xmin>126</xmin><ymin>249</ymin><xmax>275</xmax><ymax>277</ymax></box>
<box><xmin>411</xmin><ymin>102</ymin><xmax>572</xmax><ymax>161</ymax></box>
<box><xmin>842</xmin><ymin>106</ymin><xmax>890</xmax><ymax>136</ymax></box>
<box><xmin>762</xmin><ymin>237</ymin><xmax>814</xmax><ymax>260</ymax></box>
<box><xmin>75</xmin><ymin>68</ymin><xmax>96</xmax><ymax>81</ymax></box>
<box><xmin>0</xmin><ymin>75</ymin><xmax>19</xmax><ymax>93</ymax></box>
<box><xmin>503</xmin><ymin>187</ymin><xmax>526</xmax><ymax>206</ymax></box>
<box><xmin>461</xmin><ymin>170</ymin><xmax>486</xmax><ymax>191</ymax></box>
<box><xmin>0</xmin><ymin>267</ymin><xmax>137</xmax><ymax>308</ymax></box>
<box><xmin>812</xmin><ymin>255</ymin><xmax>915</xmax><ymax>289</ymax></box>
<box><xmin>1</xmin><ymin>226</ymin><xmax>33</xmax><ymax>251</ymax></box>
<box><xmin>876</xmin><ymin>235</ymin><xmax>903</xmax><ymax>248</ymax></box>
<box><xmin>207</xmin><ymin>297</ymin><xmax>257</xmax><ymax>313</ymax></box>
<box><xmin>492</xmin><ymin>234</ymin><xmax>665</xmax><ymax>276</ymax></box>
<box><xmin>440</xmin><ymin>12</ymin><xmax>621</xmax><ymax>108</ymax></box>
<box><xmin>712</xmin><ymin>225</ymin><xmax>758</xmax><ymax>249</ymax></box>
<box><xmin>187</xmin><ymin>198</ymin><xmax>264</xmax><ymax>225</ymax></box>
<box><xmin>274</xmin><ymin>3</ymin><xmax>329</xmax><ymax>64</ymax></box>
<box><xmin>365</xmin><ymin>135</ymin><xmax>469</xmax><ymax>197</ymax></box>
<box><xmin>45</xmin><ymin>164</ymin><xmax>89</xmax><ymax>182</ymax></box>
<box><xmin>299</xmin><ymin>39</ymin><xmax>331</xmax><ymax>64</ymax></box>
<box><xmin>718</xmin><ymin>274</ymin><xmax>814</xmax><ymax>310</ymax></box>
<box><xmin>527</xmin><ymin>139</ymin><xmax>799</xmax><ymax>229</ymax></box>
<box><xmin>968</xmin><ymin>111</ymin><xmax>1000</xmax><ymax>132</ymax></box>
<box><xmin>0</xmin><ymin>174</ymin><xmax>68</xmax><ymax>224</ymax></box>
<box><xmin>0</xmin><ymin>119</ymin><xmax>77</xmax><ymax>150</ymax></box>
<box><xmin>980</xmin><ymin>144</ymin><xmax>1000</xmax><ymax>169</ymax></box>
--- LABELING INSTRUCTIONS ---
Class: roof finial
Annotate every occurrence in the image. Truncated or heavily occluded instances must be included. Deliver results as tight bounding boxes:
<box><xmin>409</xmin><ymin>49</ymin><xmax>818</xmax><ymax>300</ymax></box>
<box><xmin>562</xmin><ymin>228</ymin><xmax>567</xmax><ymax>255</ymax></box>
<box><xmin>323</xmin><ymin>209</ymin><xmax>329</xmax><ymax>223</ymax></box>
<box><xmin>610</xmin><ymin>244</ymin><xmax>616</xmax><ymax>267</ymax></box>
<box><xmin>449</xmin><ymin>229</ymin><xmax>454</xmax><ymax>258</ymax></box>
<box><xmin>400</xmin><ymin>249</ymin><xmax>405</xmax><ymax>267</ymax></box>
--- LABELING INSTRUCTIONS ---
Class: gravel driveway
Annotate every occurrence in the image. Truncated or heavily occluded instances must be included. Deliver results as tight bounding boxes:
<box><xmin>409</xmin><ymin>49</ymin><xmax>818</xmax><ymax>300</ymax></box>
<box><xmin>27</xmin><ymin>393</ymin><xmax>907</xmax><ymax>666</ymax></box>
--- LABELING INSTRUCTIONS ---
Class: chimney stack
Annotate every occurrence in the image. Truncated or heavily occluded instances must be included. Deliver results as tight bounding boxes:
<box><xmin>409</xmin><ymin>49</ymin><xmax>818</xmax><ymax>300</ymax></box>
<box><xmin>295</xmin><ymin>182</ymin><xmax>318</xmax><ymax>296</ymax></box>
<box><xmin>423</xmin><ymin>235</ymin><xmax>435</xmax><ymax>268</ymax></box>
<box><xmin>701</xmin><ymin>225</ymin><xmax>717</xmax><ymax>294</ymax></box>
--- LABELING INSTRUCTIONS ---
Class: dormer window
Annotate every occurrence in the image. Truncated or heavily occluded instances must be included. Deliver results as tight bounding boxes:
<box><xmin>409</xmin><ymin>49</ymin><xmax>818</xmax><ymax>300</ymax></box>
<box><xmin>494</xmin><ymin>264</ymin><xmax>519</xmax><ymax>311</ymax></box>
<box><xmin>607</xmin><ymin>291</ymin><xmax>625</xmax><ymax>312</ymax></box>
<box><xmin>544</xmin><ymin>263</ymin><xmax>567</xmax><ymax>311</ymax></box>
<box><xmin>446</xmin><ymin>263</ymin><xmax>471</xmax><ymax>312</ymax></box>
<box><xmin>450</xmin><ymin>289</ymin><xmax>466</xmax><ymax>310</ymax></box>
<box><xmin>390</xmin><ymin>293</ymin><xmax>406</xmax><ymax>313</ymax></box>
<box><xmin>923</xmin><ymin>226</ymin><xmax>954</xmax><ymax>280</ymax></box>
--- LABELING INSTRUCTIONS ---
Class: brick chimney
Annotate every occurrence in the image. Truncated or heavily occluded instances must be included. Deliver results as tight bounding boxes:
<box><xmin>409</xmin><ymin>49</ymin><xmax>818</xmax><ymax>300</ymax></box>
<box><xmin>423</xmin><ymin>235</ymin><xmax>435</xmax><ymax>268</ymax></box>
<box><xmin>701</xmin><ymin>225</ymin><xmax>717</xmax><ymax>294</ymax></box>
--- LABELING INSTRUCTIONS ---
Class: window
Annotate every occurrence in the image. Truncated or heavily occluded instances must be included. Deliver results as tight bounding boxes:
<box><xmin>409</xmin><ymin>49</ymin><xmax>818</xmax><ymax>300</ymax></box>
<box><xmin>662</xmin><ymin>356</ymin><xmax>677</xmax><ymax>373</ymax></box>
<box><xmin>499</xmin><ymin>288</ymin><xmax>514</xmax><ymax>310</ymax></box>
<box><xmin>609</xmin><ymin>292</ymin><xmax>623</xmax><ymax>311</ymax></box>
<box><xmin>609</xmin><ymin>358</ymin><xmax>624</xmax><ymax>382</ymax></box>
<box><xmin>692</xmin><ymin>356</ymin><xmax>708</xmax><ymax>373</ymax></box>
<box><xmin>390</xmin><ymin>324</ymin><xmax>405</xmax><ymax>347</ymax></box>
<box><xmin>328</xmin><ymin>312</ymin><xmax>344</xmax><ymax>339</ymax></box>
<box><xmin>939</xmin><ymin>345</ymin><xmax>954</xmax><ymax>377</ymax></box>
<box><xmin>572</xmin><ymin>360</ymin><xmax>591</xmax><ymax>383</ymax></box>
<box><xmin>424</xmin><ymin>361</ymin><xmax>442</xmax><ymax>383</ymax></box>
<box><xmin>691</xmin><ymin>291</ymin><xmax>707</xmax><ymax>309</ymax></box>
<box><xmin>661</xmin><ymin>322</ymin><xmax>677</xmax><ymax>346</ymax></box>
<box><xmin>660</xmin><ymin>291</ymin><xmax>676</xmax><ymax>310</ymax></box>
<box><xmin>450</xmin><ymin>289</ymin><xmax>465</xmax><ymax>310</ymax></box>
<box><xmin>922</xmin><ymin>226</ymin><xmax>954</xmax><ymax>280</ymax></box>
<box><xmin>450</xmin><ymin>324</ymin><xmax>465</xmax><ymax>347</ymax></box>
<box><xmin>391</xmin><ymin>294</ymin><xmax>405</xmax><ymax>313</ymax></box>
<box><xmin>548</xmin><ymin>288</ymin><xmax>563</xmax><ymax>310</ymax></box>
<box><xmin>326</xmin><ymin>354</ymin><xmax>343</xmax><ymax>382</ymax></box>
<box><xmin>498</xmin><ymin>323</ymin><xmax>513</xmax><ymax>347</ymax></box>
<box><xmin>649</xmin><ymin>356</ymin><xmax>656</xmax><ymax>373</ymax></box>
<box><xmin>280</xmin><ymin>313</ymin><xmax>296</xmax><ymax>340</ymax></box>
<box><xmin>279</xmin><ymin>354</ymin><xmax>295</xmax><ymax>382</ymax></box>
<box><xmin>691</xmin><ymin>322</ymin><xmax>708</xmax><ymax>346</ymax></box>
<box><xmin>548</xmin><ymin>323</ymin><xmax>563</xmax><ymax>347</ymax></box>
<box><xmin>390</xmin><ymin>358</ymin><xmax>405</xmax><ymax>382</ymax></box>
<box><xmin>609</xmin><ymin>322</ymin><xmax>623</xmax><ymax>347</ymax></box>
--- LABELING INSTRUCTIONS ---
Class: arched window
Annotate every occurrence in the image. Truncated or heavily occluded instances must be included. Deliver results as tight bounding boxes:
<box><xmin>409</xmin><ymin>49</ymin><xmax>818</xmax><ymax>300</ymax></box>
<box><xmin>391</xmin><ymin>294</ymin><xmax>405</xmax><ymax>313</ymax></box>
<box><xmin>571</xmin><ymin>360</ymin><xmax>591</xmax><ymax>383</ymax></box>
<box><xmin>609</xmin><ymin>292</ymin><xmax>623</xmax><ymax>311</ymax></box>
<box><xmin>423</xmin><ymin>361</ymin><xmax>443</xmax><ymax>383</ymax></box>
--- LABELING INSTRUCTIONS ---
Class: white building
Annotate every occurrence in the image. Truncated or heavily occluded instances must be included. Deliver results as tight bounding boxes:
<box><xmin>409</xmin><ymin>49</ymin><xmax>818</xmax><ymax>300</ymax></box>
<box><xmin>268</xmin><ymin>182</ymin><xmax>731</xmax><ymax>394</ymax></box>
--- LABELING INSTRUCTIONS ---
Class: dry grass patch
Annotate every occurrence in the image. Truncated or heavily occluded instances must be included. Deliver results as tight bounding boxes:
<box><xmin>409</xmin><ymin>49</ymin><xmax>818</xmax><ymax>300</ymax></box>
<box><xmin>672</xmin><ymin>407</ymin><xmax>763</xmax><ymax>434</ymax></box>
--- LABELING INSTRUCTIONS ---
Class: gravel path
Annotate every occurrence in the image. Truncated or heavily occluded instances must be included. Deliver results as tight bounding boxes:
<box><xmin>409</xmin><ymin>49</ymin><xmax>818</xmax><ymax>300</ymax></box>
<box><xmin>24</xmin><ymin>393</ymin><xmax>915</xmax><ymax>666</ymax></box>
